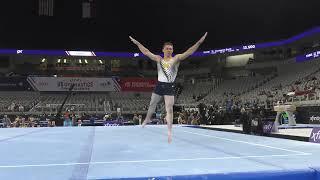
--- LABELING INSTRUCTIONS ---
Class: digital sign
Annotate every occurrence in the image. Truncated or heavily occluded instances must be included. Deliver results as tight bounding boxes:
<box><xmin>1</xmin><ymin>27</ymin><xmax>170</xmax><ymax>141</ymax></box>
<box><xmin>65</xmin><ymin>51</ymin><xmax>96</xmax><ymax>56</ymax></box>
<box><xmin>202</xmin><ymin>44</ymin><xmax>256</xmax><ymax>55</ymax></box>
<box><xmin>306</xmin><ymin>51</ymin><xmax>320</xmax><ymax>58</ymax></box>
<box><xmin>296</xmin><ymin>50</ymin><xmax>320</xmax><ymax>62</ymax></box>
<box><xmin>0</xmin><ymin>26</ymin><xmax>319</xmax><ymax>58</ymax></box>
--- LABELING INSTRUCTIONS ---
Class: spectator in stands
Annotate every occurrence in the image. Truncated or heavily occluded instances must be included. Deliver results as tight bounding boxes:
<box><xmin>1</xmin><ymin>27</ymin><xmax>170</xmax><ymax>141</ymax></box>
<box><xmin>138</xmin><ymin>115</ymin><xmax>143</xmax><ymax>125</ymax></box>
<box><xmin>132</xmin><ymin>114</ymin><xmax>139</xmax><ymax>125</ymax></box>
<box><xmin>8</xmin><ymin>102</ymin><xmax>15</xmax><ymax>111</ymax></box>
<box><xmin>77</xmin><ymin>119</ymin><xmax>82</xmax><ymax>126</ymax></box>
<box><xmin>18</xmin><ymin>105</ymin><xmax>24</xmax><ymax>112</ymax></box>
<box><xmin>13</xmin><ymin>116</ymin><xmax>20</xmax><ymax>127</ymax></box>
<box><xmin>191</xmin><ymin>112</ymin><xmax>201</xmax><ymax>125</ymax></box>
<box><xmin>251</xmin><ymin>108</ymin><xmax>264</xmax><ymax>135</ymax></box>
<box><xmin>64</xmin><ymin>112</ymin><xmax>72</xmax><ymax>126</ymax></box>
<box><xmin>240</xmin><ymin>108</ymin><xmax>250</xmax><ymax>134</ymax></box>
<box><xmin>3</xmin><ymin>115</ymin><xmax>11</xmax><ymax>128</ymax></box>
<box><xmin>28</xmin><ymin>116</ymin><xmax>34</xmax><ymax>127</ymax></box>
<box><xmin>177</xmin><ymin>113</ymin><xmax>184</xmax><ymax>124</ymax></box>
<box><xmin>215</xmin><ymin>110</ymin><xmax>223</xmax><ymax>125</ymax></box>
<box><xmin>71</xmin><ymin>115</ymin><xmax>76</xmax><ymax>126</ymax></box>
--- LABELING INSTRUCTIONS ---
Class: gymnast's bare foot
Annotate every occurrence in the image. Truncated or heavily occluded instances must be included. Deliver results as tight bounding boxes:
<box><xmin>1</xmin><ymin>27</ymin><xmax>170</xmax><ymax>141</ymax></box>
<box><xmin>142</xmin><ymin>119</ymin><xmax>150</xmax><ymax>128</ymax></box>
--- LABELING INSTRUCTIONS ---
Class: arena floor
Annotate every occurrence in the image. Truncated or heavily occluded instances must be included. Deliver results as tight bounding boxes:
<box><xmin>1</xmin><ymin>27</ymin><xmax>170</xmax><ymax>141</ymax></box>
<box><xmin>0</xmin><ymin>125</ymin><xmax>320</xmax><ymax>180</ymax></box>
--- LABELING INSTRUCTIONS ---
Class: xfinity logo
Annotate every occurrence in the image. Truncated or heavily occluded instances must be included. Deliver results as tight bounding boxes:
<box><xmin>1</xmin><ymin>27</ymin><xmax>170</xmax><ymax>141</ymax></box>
<box><xmin>263</xmin><ymin>124</ymin><xmax>273</xmax><ymax>131</ymax></box>
<box><xmin>263</xmin><ymin>122</ymin><xmax>274</xmax><ymax>134</ymax></box>
<box><xmin>310</xmin><ymin>116</ymin><xmax>320</xmax><ymax>122</ymax></box>
<box><xmin>310</xmin><ymin>130</ymin><xmax>320</xmax><ymax>142</ymax></box>
<box><xmin>104</xmin><ymin>123</ymin><xmax>119</xmax><ymax>126</ymax></box>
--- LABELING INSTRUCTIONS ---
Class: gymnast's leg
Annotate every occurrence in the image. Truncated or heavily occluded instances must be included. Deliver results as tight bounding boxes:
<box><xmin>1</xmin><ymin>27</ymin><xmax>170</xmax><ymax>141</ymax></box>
<box><xmin>164</xmin><ymin>95</ymin><xmax>174</xmax><ymax>143</ymax></box>
<box><xmin>142</xmin><ymin>93</ymin><xmax>162</xmax><ymax>127</ymax></box>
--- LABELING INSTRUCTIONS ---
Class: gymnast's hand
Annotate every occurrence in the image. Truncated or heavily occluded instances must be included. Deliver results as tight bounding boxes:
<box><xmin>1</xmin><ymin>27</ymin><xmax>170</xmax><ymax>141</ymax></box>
<box><xmin>129</xmin><ymin>35</ymin><xmax>161</xmax><ymax>62</ymax></box>
<box><xmin>174</xmin><ymin>32</ymin><xmax>208</xmax><ymax>61</ymax></box>
<box><xmin>198</xmin><ymin>32</ymin><xmax>208</xmax><ymax>44</ymax></box>
<box><xmin>129</xmin><ymin>36</ymin><xmax>139</xmax><ymax>45</ymax></box>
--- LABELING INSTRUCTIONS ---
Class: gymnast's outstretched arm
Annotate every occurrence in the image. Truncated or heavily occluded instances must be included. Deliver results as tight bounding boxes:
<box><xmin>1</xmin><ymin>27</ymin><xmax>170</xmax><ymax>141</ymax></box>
<box><xmin>129</xmin><ymin>36</ymin><xmax>161</xmax><ymax>62</ymax></box>
<box><xmin>174</xmin><ymin>32</ymin><xmax>207</xmax><ymax>61</ymax></box>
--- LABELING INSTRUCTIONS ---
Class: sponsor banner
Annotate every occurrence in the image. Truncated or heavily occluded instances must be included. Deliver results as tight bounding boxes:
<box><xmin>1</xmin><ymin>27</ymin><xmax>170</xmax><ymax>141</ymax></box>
<box><xmin>119</xmin><ymin>78</ymin><xmax>157</xmax><ymax>92</ymax></box>
<box><xmin>296</xmin><ymin>106</ymin><xmax>320</xmax><ymax>124</ymax></box>
<box><xmin>27</xmin><ymin>77</ymin><xmax>121</xmax><ymax>92</ymax></box>
<box><xmin>262</xmin><ymin>121</ymin><xmax>274</xmax><ymax>134</ymax></box>
<box><xmin>309</xmin><ymin>115</ymin><xmax>320</xmax><ymax>124</ymax></box>
<box><xmin>104</xmin><ymin>120</ymin><xmax>121</xmax><ymax>126</ymax></box>
<box><xmin>104</xmin><ymin>120</ymin><xmax>134</xmax><ymax>126</ymax></box>
<box><xmin>309</xmin><ymin>127</ymin><xmax>320</xmax><ymax>143</ymax></box>
<box><xmin>0</xmin><ymin>77</ymin><xmax>31</xmax><ymax>91</ymax></box>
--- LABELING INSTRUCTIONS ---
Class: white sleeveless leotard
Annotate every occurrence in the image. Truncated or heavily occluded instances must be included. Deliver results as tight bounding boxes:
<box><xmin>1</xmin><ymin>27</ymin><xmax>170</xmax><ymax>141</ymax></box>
<box><xmin>157</xmin><ymin>58</ymin><xmax>180</xmax><ymax>83</ymax></box>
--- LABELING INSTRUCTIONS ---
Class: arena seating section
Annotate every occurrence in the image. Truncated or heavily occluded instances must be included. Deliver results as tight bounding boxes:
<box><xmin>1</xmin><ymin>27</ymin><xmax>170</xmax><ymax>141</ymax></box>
<box><xmin>1</xmin><ymin>58</ymin><xmax>320</xmax><ymax>113</ymax></box>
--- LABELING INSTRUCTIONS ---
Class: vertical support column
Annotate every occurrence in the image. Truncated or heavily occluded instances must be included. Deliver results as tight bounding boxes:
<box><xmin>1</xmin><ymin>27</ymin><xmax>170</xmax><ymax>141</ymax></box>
<box><xmin>286</xmin><ymin>110</ymin><xmax>296</xmax><ymax>126</ymax></box>
<box><xmin>273</xmin><ymin>111</ymin><xmax>281</xmax><ymax>133</ymax></box>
